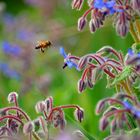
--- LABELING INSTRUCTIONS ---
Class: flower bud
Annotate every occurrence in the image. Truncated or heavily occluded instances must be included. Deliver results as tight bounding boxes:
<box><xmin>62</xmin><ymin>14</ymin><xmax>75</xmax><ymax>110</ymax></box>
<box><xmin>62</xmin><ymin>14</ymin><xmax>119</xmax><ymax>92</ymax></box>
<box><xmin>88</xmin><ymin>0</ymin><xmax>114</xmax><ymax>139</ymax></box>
<box><xmin>72</xmin><ymin>130</ymin><xmax>85</xmax><ymax>139</ymax></box>
<box><xmin>7</xmin><ymin>92</ymin><xmax>18</xmax><ymax>103</ymax></box>
<box><xmin>132</xmin><ymin>0</ymin><xmax>140</xmax><ymax>12</ymax></box>
<box><xmin>78</xmin><ymin>79</ymin><xmax>87</xmax><ymax>93</ymax></box>
<box><xmin>87</xmin><ymin>78</ymin><xmax>94</xmax><ymax>89</ymax></box>
<box><xmin>116</xmin><ymin>18</ymin><xmax>129</xmax><ymax>37</ymax></box>
<box><xmin>99</xmin><ymin>116</ymin><xmax>109</xmax><ymax>131</ymax></box>
<box><xmin>59</xmin><ymin>118</ymin><xmax>66</xmax><ymax>130</ymax></box>
<box><xmin>23</xmin><ymin>121</ymin><xmax>34</xmax><ymax>134</ymax></box>
<box><xmin>110</xmin><ymin>119</ymin><xmax>117</xmax><ymax>133</ymax></box>
<box><xmin>74</xmin><ymin>108</ymin><xmax>84</xmax><ymax>122</ymax></box>
<box><xmin>71</xmin><ymin>0</ymin><xmax>84</xmax><ymax>10</ymax></box>
<box><xmin>78</xmin><ymin>17</ymin><xmax>87</xmax><ymax>31</ymax></box>
<box><xmin>103</xmin><ymin>106</ymin><xmax>118</xmax><ymax>116</ymax></box>
<box><xmin>89</xmin><ymin>19</ymin><xmax>96</xmax><ymax>33</ymax></box>
<box><xmin>96</xmin><ymin>100</ymin><xmax>106</xmax><ymax>115</ymax></box>
<box><xmin>0</xmin><ymin>109</ymin><xmax>7</xmax><ymax>117</ymax></box>
<box><xmin>35</xmin><ymin>101</ymin><xmax>46</xmax><ymax>113</ymax></box>
<box><xmin>45</xmin><ymin>96</ymin><xmax>53</xmax><ymax>113</ymax></box>
<box><xmin>78</xmin><ymin>56</ymin><xmax>88</xmax><ymax>70</ymax></box>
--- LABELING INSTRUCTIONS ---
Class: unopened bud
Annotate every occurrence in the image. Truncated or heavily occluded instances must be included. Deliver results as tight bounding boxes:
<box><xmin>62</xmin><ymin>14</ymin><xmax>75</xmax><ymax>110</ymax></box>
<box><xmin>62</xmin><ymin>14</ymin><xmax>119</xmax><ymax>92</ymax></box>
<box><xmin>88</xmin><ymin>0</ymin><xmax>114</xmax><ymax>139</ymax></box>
<box><xmin>111</xmin><ymin>119</ymin><xmax>117</xmax><ymax>133</ymax></box>
<box><xmin>7</xmin><ymin>92</ymin><xmax>18</xmax><ymax>103</ymax></box>
<box><xmin>96</xmin><ymin>100</ymin><xmax>106</xmax><ymax>115</ymax></box>
<box><xmin>78</xmin><ymin>79</ymin><xmax>87</xmax><ymax>93</ymax></box>
<box><xmin>132</xmin><ymin>0</ymin><xmax>140</xmax><ymax>11</ymax></box>
<box><xmin>78</xmin><ymin>56</ymin><xmax>88</xmax><ymax>70</ymax></box>
<box><xmin>116</xmin><ymin>21</ymin><xmax>129</xmax><ymax>37</ymax></box>
<box><xmin>71</xmin><ymin>0</ymin><xmax>84</xmax><ymax>10</ymax></box>
<box><xmin>59</xmin><ymin>119</ymin><xmax>66</xmax><ymax>130</ymax></box>
<box><xmin>99</xmin><ymin>116</ymin><xmax>109</xmax><ymax>131</ymax></box>
<box><xmin>23</xmin><ymin>121</ymin><xmax>34</xmax><ymax>134</ymax></box>
<box><xmin>72</xmin><ymin>130</ymin><xmax>85</xmax><ymax>139</ymax></box>
<box><xmin>87</xmin><ymin>78</ymin><xmax>94</xmax><ymax>89</ymax></box>
<box><xmin>35</xmin><ymin>101</ymin><xmax>46</xmax><ymax>113</ymax></box>
<box><xmin>78</xmin><ymin>17</ymin><xmax>87</xmax><ymax>31</ymax></box>
<box><xmin>45</xmin><ymin>96</ymin><xmax>53</xmax><ymax>113</ymax></box>
<box><xmin>74</xmin><ymin>108</ymin><xmax>84</xmax><ymax>122</ymax></box>
<box><xmin>89</xmin><ymin>19</ymin><xmax>96</xmax><ymax>33</ymax></box>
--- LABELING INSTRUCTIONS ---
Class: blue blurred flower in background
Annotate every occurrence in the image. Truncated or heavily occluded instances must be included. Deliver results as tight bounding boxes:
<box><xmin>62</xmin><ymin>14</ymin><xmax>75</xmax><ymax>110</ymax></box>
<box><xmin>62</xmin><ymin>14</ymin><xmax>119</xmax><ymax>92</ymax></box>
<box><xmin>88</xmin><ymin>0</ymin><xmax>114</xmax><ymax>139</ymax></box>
<box><xmin>16</xmin><ymin>29</ymin><xmax>34</xmax><ymax>42</ymax></box>
<box><xmin>0</xmin><ymin>61</ymin><xmax>20</xmax><ymax>79</ymax></box>
<box><xmin>2</xmin><ymin>41</ymin><xmax>22</xmax><ymax>57</ymax></box>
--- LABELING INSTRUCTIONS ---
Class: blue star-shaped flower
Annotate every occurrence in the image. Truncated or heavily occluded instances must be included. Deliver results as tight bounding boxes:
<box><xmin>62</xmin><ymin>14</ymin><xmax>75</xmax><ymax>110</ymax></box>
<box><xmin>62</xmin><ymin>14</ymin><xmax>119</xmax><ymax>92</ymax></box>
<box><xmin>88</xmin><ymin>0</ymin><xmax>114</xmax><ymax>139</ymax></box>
<box><xmin>127</xmin><ymin>48</ymin><xmax>140</xmax><ymax>57</ymax></box>
<box><xmin>60</xmin><ymin>47</ymin><xmax>78</xmax><ymax>69</ymax></box>
<box><xmin>93</xmin><ymin>0</ymin><xmax>119</xmax><ymax>14</ymax></box>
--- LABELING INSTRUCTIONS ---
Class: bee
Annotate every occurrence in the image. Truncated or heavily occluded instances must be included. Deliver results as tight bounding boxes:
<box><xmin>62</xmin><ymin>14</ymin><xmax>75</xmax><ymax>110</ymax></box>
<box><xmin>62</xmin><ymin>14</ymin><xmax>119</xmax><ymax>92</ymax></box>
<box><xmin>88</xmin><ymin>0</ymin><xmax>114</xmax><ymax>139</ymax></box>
<box><xmin>35</xmin><ymin>40</ymin><xmax>52</xmax><ymax>53</ymax></box>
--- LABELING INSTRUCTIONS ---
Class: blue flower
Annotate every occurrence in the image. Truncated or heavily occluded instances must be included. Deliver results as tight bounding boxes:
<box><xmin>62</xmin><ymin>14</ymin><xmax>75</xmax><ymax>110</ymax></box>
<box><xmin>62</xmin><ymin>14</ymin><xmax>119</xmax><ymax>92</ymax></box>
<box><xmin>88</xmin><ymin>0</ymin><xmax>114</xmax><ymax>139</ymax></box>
<box><xmin>123</xmin><ymin>101</ymin><xmax>140</xmax><ymax>118</ymax></box>
<box><xmin>16</xmin><ymin>29</ymin><xmax>34</xmax><ymax>42</ymax></box>
<box><xmin>123</xmin><ymin>101</ymin><xmax>133</xmax><ymax>110</ymax></box>
<box><xmin>93</xmin><ymin>0</ymin><xmax>119</xmax><ymax>14</ymax></box>
<box><xmin>60</xmin><ymin>47</ymin><xmax>78</xmax><ymax>69</ymax></box>
<box><xmin>0</xmin><ymin>61</ymin><xmax>20</xmax><ymax>80</ymax></box>
<box><xmin>127</xmin><ymin>48</ymin><xmax>140</xmax><ymax>57</ymax></box>
<box><xmin>2</xmin><ymin>41</ymin><xmax>21</xmax><ymax>56</ymax></box>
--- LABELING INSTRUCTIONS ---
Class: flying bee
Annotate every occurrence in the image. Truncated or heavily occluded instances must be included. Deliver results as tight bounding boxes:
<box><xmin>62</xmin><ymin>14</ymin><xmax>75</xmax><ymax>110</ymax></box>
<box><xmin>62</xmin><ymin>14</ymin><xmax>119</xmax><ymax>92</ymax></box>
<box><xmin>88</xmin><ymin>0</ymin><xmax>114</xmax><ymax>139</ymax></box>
<box><xmin>35</xmin><ymin>40</ymin><xmax>52</xmax><ymax>53</ymax></box>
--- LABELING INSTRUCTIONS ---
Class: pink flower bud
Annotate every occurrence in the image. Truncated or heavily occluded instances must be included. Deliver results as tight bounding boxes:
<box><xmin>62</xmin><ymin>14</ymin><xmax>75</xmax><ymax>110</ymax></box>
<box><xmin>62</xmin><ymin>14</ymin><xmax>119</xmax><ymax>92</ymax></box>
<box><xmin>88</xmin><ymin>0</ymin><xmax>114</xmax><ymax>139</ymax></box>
<box><xmin>111</xmin><ymin>119</ymin><xmax>117</xmax><ymax>133</ymax></box>
<box><xmin>74</xmin><ymin>108</ymin><xmax>84</xmax><ymax>122</ymax></box>
<box><xmin>71</xmin><ymin>0</ymin><xmax>84</xmax><ymax>10</ymax></box>
<box><xmin>89</xmin><ymin>19</ymin><xmax>96</xmax><ymax>33</ymax></box>
<box><xmin>78</xmin><ymin>56</ymin><xmax>88</xmax><ymax>70</ymax></box>
<box><xmin>78</xmin><ymin>17</ymin><xmax>87</xmax><ymax>31</ymax></box>
<box><xmin>99</xmin><ymin>116</ymin><xmax>109</xmax><ymax>131</ymax></box>
<box><xmin>35</xmin><ymin>101</ymin><xmax>46</xmax><ymax>113</ymax></box>
<box><xmin>72</xmin><ymin>130</ymin><xmax>85</xmax><ymax>139</ymax></box>
<box><xmin>7</xmin><ymin>92</ymin><xmax>18</xmax><ymax>103</ymax></box>
<box><xmin>23</xmin><ymin>121</ymin><xmax>34</xmax><ymax>134</ymax></box>
<box><xmin>78</xmin><ymin>79</ymin><xmax>87</xmax><ymax>93</ymax></box>
<box><xmin>45</xmin><ymin>96</ymin><xmax>53</xmax><ymax>113</ymax></box>
<box><xmin>96</xmin><ymin>100</ymin><xmax>106</xmax><ymax>115</ymax></box>
<box><xmin>132</xmin><ymin>0</ymin><xmax>140</xmax><ymax>11</ymax></box>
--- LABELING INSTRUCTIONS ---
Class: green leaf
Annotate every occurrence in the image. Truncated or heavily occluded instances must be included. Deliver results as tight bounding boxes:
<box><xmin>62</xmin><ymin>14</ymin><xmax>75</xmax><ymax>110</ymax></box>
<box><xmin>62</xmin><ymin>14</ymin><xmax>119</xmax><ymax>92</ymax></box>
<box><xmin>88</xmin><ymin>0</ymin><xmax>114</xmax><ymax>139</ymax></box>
<box><xmin>111</xmin><ymin>66</ymin><xmax>132</xmax><ymax>86</ymax></box>
<box><xmin>66</xmin><ymin>114</ymin><xmax>96</xmax><ymax>140</ymax></box>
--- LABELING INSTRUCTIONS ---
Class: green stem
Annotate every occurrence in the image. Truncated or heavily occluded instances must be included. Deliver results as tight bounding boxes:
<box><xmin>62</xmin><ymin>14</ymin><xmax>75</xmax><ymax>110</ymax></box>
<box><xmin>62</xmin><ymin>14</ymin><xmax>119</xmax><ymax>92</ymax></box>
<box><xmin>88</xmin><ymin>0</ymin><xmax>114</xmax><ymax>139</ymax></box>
<box><xmin>130</xmin><ymin>22</ymin><xmax>140</xmax><ymax>44</ymax></box>
<box><xmin>120</xmin><ymin>80</ymin><xmax>132</xmax><ymax>95</ymax></box>
<box><xmin>135</xmin><ymin>19</ymin><xmax>140</xmax><ymax>39</ymax></box>
<box><xmin>32</xmin><ymin>132</ymin><xmax>41</xmax><ymax>140</ymax></box>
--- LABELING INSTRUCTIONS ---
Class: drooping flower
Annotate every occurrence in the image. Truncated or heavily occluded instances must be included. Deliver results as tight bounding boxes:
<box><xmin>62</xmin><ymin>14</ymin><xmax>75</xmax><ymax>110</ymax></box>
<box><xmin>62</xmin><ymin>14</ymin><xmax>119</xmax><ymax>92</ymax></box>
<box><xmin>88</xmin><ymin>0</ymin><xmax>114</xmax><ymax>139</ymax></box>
<box><xmin>60</xmin><ymin>47</ymin><xmax>78</xmax><ymax>69</ymax></box>
<box><xmin>93</xmin><ymin>0</ymin><xmax>117</xmax><ymax>14</ymax></box>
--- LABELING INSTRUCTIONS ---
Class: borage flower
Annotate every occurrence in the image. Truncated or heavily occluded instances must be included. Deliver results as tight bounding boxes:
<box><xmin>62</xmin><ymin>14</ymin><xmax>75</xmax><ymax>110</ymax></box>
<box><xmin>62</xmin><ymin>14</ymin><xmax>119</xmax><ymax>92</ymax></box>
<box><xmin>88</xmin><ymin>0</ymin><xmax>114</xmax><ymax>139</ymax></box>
<box><xmin>60</xmin><ymin>47</ymin><xmax>79</xmax><ymax>70</ymax></box>
<box><xmin>126</xmin><ymin>48</ymin><xmax>140</xmax><ymax>72</ymax></box>
<box><xmin>2</xmin><ymin>41</ymin><xmax>22</xmax><ymax>57</ymax></box>
<box><xmin>71</xmin><ymin>0</ymin><xmax>140</xmax><ymax>38</ymax></box>
<box><xmin>60</xmin><ymin>45</ymin><xmax>140</xmax><ymax>93</ymax></box>
<box><xmin>96</xmin><ymin>93</ymin><xmax>140</xmax><ymax>134</ymax></box>
<box><xmin>0</xmin><ymin>61</ymin><xmax>20</xmax><ymax>80</ymax></box>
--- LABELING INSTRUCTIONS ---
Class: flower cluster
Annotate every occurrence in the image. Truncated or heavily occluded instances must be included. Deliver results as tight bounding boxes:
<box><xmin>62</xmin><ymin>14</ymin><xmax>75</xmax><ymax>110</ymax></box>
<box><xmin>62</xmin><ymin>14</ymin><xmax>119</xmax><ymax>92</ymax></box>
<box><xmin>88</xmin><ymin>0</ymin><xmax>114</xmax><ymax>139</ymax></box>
<box><xmin>0</xmin><ymin>92</ymin><xmax>84</xmax><ymax>140</ymax></box>
<box><xmin>60</xmin><ymin>46</ymin><xmax>140</xmax><ymax>93</ymax></box>
<box><xmin>71</xmin><ymin>0</ymin><xmax>140</xmax><ymax>38</ymax></box>
<box><xmin>96</xmin><ymin>93</ymin><xmax>139</xmax><ymax>133</ymax></box>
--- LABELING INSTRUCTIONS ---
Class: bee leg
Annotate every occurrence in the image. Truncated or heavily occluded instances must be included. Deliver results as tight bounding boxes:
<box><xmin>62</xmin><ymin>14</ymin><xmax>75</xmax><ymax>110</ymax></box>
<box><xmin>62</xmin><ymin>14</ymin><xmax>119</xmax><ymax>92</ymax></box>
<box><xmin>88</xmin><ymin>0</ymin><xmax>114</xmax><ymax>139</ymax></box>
<box><xmin>63</xmin><ymin>63</ymin><xmax>68</xmax><ymax>69</ymax></box>
<box><xmin>35</xmin><ymin>46</ymin><xmax>40</xmax><ymax>49</ymax></box>
<box><xmin>41</xmin><ymin>48</ymin><xmax>45</xmax><ymax>53</ymax></box>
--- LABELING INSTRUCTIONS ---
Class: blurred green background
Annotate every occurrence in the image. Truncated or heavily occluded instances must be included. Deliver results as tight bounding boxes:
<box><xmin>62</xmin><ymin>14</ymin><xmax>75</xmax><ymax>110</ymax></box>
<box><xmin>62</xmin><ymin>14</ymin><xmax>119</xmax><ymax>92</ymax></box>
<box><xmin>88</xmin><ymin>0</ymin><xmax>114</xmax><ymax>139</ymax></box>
<box><xmin>0</xmin><ymin>0</ymin><xmax>134</xmax><ymax>139</ymax></box>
